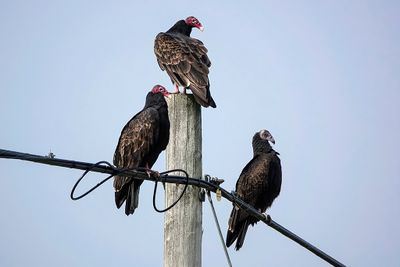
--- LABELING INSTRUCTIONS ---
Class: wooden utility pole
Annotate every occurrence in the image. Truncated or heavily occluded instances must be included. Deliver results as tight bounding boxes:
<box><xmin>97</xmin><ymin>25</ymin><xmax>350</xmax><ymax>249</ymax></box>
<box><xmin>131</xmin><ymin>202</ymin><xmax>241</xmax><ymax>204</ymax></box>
<box><xmin>164</xmin><ymin>94</ymin><xmax>202</xmax><ymax>267</ymax></box>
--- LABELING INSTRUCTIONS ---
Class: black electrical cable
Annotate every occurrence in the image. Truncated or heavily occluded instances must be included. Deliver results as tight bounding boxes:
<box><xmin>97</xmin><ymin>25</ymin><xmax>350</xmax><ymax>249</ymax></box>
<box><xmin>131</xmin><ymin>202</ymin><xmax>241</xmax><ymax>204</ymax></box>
<box><xmin>0</xmin><ymin>149</ymin><xmax>347</xmax><ymax>266</ymax></box>
<box><xmin>152</xmin><ymin>169</ymin><xmax>190</xmax><ymax>213</ymax></box>
<box><xmin>70</xmin><ymin>160</ymin><xmax>190</xmax><ymax>214</ymax></box>
<box><xmin>70</xmin><ymin>161</ymin><xmax>116</xmax><ymax>200</ymax></box>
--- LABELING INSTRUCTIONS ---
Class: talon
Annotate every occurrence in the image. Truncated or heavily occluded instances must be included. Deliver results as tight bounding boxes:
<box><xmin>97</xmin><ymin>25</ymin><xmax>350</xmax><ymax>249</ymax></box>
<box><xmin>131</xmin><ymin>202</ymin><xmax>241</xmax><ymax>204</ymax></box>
<box><xmin>173</xmin><ymin>85</ymin><xmax>180</xmax><ymax>94</ymax></box>
<box><xmin>146</xmin><ymin>170</ymin><xmax>160</xmax><ymax>178</ymax></box>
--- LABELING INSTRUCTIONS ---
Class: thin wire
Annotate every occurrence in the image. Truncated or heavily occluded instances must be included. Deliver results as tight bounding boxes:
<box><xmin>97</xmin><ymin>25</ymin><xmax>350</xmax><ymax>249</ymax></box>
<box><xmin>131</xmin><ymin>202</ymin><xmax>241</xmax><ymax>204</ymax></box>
<box><xmin>206</xmin><ymin>190</ymin><xmax>233</xmax><ymax>267</ymax></box>
<box><xmin>152</xmin><ymin>169</ymin><xmax>190</xmax><ymax>213</ymax></box>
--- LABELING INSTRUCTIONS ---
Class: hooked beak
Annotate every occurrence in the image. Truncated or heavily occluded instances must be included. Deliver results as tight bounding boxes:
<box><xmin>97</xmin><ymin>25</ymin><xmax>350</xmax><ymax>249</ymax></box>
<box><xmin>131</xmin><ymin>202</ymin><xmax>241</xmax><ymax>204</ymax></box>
<box><xmin>268</xmin><ymin>136</ymin><xmax>276</xmax><ymax>145</ymax></box>
<box><xmin>260</xmin><ymin>129</ymin><xmax>275</xmax><ymax>144</ymax></box>
<box><xmin>164</xmin><ymin>91</ymin><xmax>171</xmax><ymax>98</ymax></box>
<box><xmin>197</xmin><ymin>25</ymin><xmax>204</xmax><ymax>32</ymax></box>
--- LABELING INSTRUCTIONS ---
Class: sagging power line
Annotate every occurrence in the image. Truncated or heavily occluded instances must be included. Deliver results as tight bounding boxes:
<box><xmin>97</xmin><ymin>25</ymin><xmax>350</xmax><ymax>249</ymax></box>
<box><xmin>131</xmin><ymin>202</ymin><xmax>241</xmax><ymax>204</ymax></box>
<box><xmin>0</xmin><ymin>148</ymin><xmax>345</xmax><ymax>267</ymax></box>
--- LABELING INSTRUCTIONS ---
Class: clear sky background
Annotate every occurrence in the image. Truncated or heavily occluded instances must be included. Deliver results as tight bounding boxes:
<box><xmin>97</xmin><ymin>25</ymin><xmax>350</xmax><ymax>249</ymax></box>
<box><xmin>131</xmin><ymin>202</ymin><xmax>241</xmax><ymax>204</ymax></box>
<box><xmin>1</xmin><ymin>1</ymin><xmax>399</xmax><ymax>266</ymax></box>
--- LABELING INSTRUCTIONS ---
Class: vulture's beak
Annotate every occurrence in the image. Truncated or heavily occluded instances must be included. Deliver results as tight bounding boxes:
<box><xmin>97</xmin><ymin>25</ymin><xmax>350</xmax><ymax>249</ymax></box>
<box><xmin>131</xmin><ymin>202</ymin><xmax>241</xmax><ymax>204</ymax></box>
<box><xmin>268</xmin><ymin>136</ymin><xmax>276</xmax><ymax>145</ymax></box>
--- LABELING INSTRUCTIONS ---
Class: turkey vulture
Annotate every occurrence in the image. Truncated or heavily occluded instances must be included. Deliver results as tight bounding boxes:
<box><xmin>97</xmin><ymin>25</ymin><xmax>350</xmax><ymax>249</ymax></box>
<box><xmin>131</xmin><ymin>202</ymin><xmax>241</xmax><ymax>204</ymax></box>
<box><xmin>113</xmin><ymin>85</ymin><xmax>170</xmax><ymax>215</ymax></box>
<box><xmin>154</xmin><ymin>16</ymin><xmax>216</xmax><ymax>108</ymax></box>
<box><xmin>226</xmin><ymin>129</ymin><xmax>282</xmax><ymax>250</ymax></box>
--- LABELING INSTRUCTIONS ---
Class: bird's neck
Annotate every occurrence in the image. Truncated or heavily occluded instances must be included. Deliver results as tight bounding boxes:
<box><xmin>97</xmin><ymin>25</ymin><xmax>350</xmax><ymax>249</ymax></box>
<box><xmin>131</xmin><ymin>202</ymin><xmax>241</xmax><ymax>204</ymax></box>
<box><xmin>144</xmin><ymin>93</ymin><xmax>167</xmax><ymax>109</ymax></box>
<box><xmin>145</xmin><ymin>100</ymin><xmax>167</xmax><ymax>110</ymax></box>
<box><xmin>166</xmin><ymin>20</ymin><xmax>192</xmax><ymax>36</ymax></box>
<box><xmin>253</xmin><ymin>148</ymin><xmax>274</xmax><ymax>157</ymax></box>
<box><xmin>155</xmin><ymin>101</ymin><xmax>168</xmax><ymax>113</ymax></box>
<box><xmin>252</xmin><ymin>140</ymin><xmax>273</xmax><ymax>155</ymax></box>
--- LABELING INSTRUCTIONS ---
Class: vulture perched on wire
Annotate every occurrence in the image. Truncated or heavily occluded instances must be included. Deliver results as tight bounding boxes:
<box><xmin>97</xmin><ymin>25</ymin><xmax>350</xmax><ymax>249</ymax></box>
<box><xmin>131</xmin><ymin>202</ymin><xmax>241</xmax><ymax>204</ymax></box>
<box><xmin>113</xmin><ymin>85</ymin><xmax>170</xmax><ymax>215</ymax></box>
<box><xmin>154</xmin><ymin>16</ymin><xmax>216</xmax><ymax>108</ymax></box>
<box><xmin>226</xmin><ymin>129</ymin><xmax>282</xmax><ymax>250</ymax></box>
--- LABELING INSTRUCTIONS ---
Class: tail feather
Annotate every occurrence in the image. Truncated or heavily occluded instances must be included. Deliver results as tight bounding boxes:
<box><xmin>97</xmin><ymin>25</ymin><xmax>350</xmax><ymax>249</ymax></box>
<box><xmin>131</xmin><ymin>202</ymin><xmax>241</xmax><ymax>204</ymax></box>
<box><xmin>226</xmin><ymin>226</ymin><xmax>239</xmax><ymax>248</ymax></box>
<box><xmin>115</xmin><ymin>184</ymin><xmax>128</xmax><ymax>209</ymax></box>
<box><xmin>189</xmin><ymin>84</ymin><xmax>216</xmax><ymax>108</ymax></box>
<box><xmin>226</xmin><ymin>206</ymin><xmax>251</xmax><ymax>250</ymax></box>
<box><xmin>124</xmin><ymin>182</ymin><xmax>140</xmax><ymax>215</ymax></box>
<box><xmin>226</xmin><ymin>206</ymin><xmax>241</xmax><ymax>247</ymax></box>
<box><xmin>235</xmin><ymin>220</ymin><xmax>250</xmax><ymax>250</ymax></box>
<box><xmin>115</xmin><ymin>181</ymin><xmax>141</xmax><ymax>216</ymax></box>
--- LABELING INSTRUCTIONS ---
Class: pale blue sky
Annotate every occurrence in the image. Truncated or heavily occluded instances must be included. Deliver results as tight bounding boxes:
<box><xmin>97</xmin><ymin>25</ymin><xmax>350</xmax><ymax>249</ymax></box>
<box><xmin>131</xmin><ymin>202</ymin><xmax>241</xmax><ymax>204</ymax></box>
<box><xmin>1</xmin><ymin>1</ymin><xmax>399</xmax><ymax>266</ymax></box>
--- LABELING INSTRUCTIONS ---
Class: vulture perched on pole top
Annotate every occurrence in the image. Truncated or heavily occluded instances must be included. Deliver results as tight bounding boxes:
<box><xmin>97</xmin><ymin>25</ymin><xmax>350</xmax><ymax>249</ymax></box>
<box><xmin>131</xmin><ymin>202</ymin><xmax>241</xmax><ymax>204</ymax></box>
<box><xmin>226</xmin><ymin>129</ymin><xmax>282</xmax><ymax>250</ymax></box>
<box><xmin>113</xmin><ymin>85</ymin><xmax>170</xmax><ymax>215</ymax></box>
<box><xmin>154</xmin><ymin>16</ymin><xmax>216</xmax><ymax>108</ymax></box>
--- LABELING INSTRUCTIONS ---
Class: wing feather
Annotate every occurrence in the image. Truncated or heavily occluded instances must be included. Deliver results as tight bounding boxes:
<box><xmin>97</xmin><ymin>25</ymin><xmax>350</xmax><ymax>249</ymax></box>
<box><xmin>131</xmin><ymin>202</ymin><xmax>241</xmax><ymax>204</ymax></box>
<box><xmin>236</xmin><ymin>153</ymin><xmax>281</xmax><ymax>210</ymax></box>
<box><xmin>155</xmin><ymin>32</ymin><xmax>215</xmax><ymax>107</ymax></box>
<box><xmin>227</xmin><ymin>153</ymin><xmax>282</xmax><ymax>249</ymax></box>
<box><xmin>113</xmin><ymin>107</ymin><xmax>160</xmax><ymax>191</ymax></box>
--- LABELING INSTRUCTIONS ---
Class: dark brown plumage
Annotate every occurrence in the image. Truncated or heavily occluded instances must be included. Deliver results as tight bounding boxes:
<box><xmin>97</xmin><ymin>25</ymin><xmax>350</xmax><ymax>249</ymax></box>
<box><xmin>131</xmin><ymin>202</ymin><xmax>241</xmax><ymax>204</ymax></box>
<box><xmin>226</xmin><ymin>129</ymin><xmax>282</xmax><ymax>250</ymax></box>
<box><xmin>154</xmin><ymin>16</ymin><xmax>216</xmax><ymax>108</ymax></box>
<box><xmin>113</xmin><ymin>85</ymin><xmax>170</xmax><ymax>215</ymax></box>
